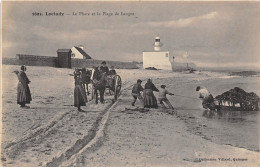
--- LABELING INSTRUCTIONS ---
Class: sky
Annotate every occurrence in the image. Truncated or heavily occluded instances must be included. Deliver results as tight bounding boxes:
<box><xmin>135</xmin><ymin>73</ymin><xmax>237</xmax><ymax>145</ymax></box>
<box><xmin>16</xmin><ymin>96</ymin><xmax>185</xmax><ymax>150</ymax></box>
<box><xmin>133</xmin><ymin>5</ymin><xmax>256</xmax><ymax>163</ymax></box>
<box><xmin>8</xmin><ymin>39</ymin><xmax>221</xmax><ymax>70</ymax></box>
<box><xmin>2</xmin><ymin>1</ymin><xmax>260</xmax><ymax>69</ymax></box>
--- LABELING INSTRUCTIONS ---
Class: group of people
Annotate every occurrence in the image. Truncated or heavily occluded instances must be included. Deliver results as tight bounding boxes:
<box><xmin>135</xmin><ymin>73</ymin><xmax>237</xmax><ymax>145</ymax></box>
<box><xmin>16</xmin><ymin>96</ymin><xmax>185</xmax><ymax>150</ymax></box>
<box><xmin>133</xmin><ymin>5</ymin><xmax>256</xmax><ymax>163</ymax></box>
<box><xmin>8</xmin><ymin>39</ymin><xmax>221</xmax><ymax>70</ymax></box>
<box><xmin>131</xmin><ymin>79</ymin><xmax>217</xmax><ymax>112</ymax></box>
<box><xmin>15</xmin><ymin>61</ymin><xmax>117</xmax><ymax>111</ymax></box>
<box><xmin>131</xmin><ymin>79</ymin><xmax>175</xmax><ymax>109</ymax></box>
<box><xmin>93</xmin><ymin>61</ymin><xmax>117</xmax><ymax>78</ymax></box>
<box><xmin>15</xmin><ymin>64</ymin><xmax>217</xmax><ymax>113</ymax></box>
<box><xmin>74</xmin><ymin>61</ymin><xmax>117</xmax><ymax>110</ymax></box>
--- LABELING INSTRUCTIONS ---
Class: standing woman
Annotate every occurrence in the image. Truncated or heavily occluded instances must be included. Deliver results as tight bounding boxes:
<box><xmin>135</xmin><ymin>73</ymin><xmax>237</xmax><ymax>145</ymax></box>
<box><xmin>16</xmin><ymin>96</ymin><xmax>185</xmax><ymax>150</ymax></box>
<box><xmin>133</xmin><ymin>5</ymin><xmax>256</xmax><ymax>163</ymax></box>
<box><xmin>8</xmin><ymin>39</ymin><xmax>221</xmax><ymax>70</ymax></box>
<box><xmin>74</xmin><ymin>69</ymin><xmax>87</xmax><ymax>111</ymax></box>
<box><xmin>143</xmin><ymin>78</ymin><xmax>159</xmax><ymax>108</ymax></box>
<box><xmin>17</xmin><ymin>65</ymin><xmax>32</xmax><ymax>108</ymax></box>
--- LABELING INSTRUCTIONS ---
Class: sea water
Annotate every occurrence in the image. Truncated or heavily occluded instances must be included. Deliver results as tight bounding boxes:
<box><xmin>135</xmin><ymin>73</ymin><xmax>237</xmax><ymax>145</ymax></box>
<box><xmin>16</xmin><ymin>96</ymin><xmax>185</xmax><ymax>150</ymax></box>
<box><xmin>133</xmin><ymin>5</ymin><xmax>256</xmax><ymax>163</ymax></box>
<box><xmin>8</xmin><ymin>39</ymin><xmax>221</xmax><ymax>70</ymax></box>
<box><xmin>161</xmin><ymin>70</ymin><xmax>260</xmax><ymax>152</ymax></box>
<box><xmin>193</xmin><ymin>72</ymin><xmax>259</xmax><ymax>152</ymax></box>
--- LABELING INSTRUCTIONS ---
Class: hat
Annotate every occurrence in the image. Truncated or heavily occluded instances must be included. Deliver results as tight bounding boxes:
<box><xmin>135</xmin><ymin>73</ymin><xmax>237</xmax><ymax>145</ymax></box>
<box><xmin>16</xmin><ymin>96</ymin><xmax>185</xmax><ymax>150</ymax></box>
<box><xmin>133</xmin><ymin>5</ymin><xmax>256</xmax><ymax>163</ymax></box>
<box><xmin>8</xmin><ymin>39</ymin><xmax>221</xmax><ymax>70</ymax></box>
<box><xmin>161</xmin><ymin>85</ymin><xmax>166</xmax><ymax>88</ymax></box>
<box><xmin>137</xmin><ymin>79</ymin><xmax>142</xmax><ymax>83</ymax></box>
<box><xmin>101</xmin><ymin>61</ymin><xmax>106</xmax><ymax>65</ymax></box>
<box><xmin>21</xmin><ymin>65</ymin><xmax>26</xmax><ymax>71</ymax></box>
<box><xmin>74</xmin><ymin>68</ymin><xmax>81</xmax><ymax>76</ymax></box>
<box><xmin>196</xmin><ymin>86</ymin><xmax>200</xmax><ymax>91</ymax></box>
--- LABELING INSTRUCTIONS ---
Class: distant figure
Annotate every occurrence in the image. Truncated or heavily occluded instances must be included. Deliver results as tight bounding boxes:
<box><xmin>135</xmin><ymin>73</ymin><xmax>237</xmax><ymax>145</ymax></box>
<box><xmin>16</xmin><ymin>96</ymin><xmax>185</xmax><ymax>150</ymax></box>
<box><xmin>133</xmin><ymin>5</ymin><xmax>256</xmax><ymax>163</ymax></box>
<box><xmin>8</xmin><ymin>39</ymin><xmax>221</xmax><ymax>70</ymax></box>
<box><xmin>16</xmin><ymin>65</ymin><xmax>32</xmax><ymax>108</ymax></box>
<box><xmin>196</xmin><ymin>86</ymin><xmax>215</xmax><ymax>110</ymax></box>
<box><xmin>109</xmin><ymin>66</ymin><xmax>117</xmax><ymax>75</ymax></box>
<box><xmin>100</xmin><ymin>61</ymin><xmax>109</xmax><ymax>74</ymax></box>
<box><xmin>158</xmin><ymin>85</ymin><xmax>174</xmax><ymax>109</ymax></box>
<box><xmin>143</xmin><ymin>79</ymin><xmax>159</xmax><ymax>108</ymax></box>
<box><xmin>74</xmin><ymin>69</ymin><xmax>87</xmax><ymax>111</ymax></box>
<box><xmin>131</xmin><ymin>79</ymin><xmax>144</xmax><ymax>107</ymax></box>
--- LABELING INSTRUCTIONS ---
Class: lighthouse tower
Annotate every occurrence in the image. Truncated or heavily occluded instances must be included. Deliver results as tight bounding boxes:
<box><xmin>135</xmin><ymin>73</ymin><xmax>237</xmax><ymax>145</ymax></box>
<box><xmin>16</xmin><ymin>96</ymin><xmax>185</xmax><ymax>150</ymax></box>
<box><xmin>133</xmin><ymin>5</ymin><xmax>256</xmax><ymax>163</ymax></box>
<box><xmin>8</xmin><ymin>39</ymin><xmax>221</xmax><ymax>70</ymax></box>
<box><xmin>143</xmin><ymin>36</ymin><xmax>172</xmax><ymax>70</ymax></box>
<box><xmin>154</xmin><ymin>36</ymin><xmax>163</xmax><ymax>51</ymax></box>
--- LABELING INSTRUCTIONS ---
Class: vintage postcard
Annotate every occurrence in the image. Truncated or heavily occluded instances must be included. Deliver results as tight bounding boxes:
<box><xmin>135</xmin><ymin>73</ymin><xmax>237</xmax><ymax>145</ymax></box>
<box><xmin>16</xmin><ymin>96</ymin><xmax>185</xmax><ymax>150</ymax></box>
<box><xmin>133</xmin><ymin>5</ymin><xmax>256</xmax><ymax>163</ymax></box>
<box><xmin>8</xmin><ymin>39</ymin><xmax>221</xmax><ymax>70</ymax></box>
<box><xmin>1</xmin><ymin>1</ymin><xmax>260</xmax><ymax>167</ymax></box>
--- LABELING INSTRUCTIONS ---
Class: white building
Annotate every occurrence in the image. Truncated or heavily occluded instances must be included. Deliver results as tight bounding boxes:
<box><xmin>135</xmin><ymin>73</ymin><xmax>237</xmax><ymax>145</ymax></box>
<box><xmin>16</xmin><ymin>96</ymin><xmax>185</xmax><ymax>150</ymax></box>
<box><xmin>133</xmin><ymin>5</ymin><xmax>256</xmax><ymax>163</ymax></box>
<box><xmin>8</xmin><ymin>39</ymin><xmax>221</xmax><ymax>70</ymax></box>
<box><xmin>143</xmin><ymin>37</ymin><xmax>172</xmax><ymax>70</ymax></box>
<box><xmin>143</xmin><ymin>37</ymin><xmax>196</xmax><ymax>71</ymax></box>
<box><xmin>71</xmin><ymin>45</ymin><xmax>92</xmax><ymax>59</ymax></box>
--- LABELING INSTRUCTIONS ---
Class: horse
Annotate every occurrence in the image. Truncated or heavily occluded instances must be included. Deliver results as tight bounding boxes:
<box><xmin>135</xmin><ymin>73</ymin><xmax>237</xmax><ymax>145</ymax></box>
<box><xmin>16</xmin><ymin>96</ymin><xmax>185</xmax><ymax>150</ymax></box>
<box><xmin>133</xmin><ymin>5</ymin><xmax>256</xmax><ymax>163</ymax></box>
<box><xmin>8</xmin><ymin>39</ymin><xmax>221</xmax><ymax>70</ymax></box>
<box><xmin>80</xmin><ymin>68</ymin><xmax>92</xmax><ymax>95</ymax></box>
<box><xmin>90</xmin><ymin>67</ymin><xmax>122</xmax><ymax>103</ymax></box>
<box><xmin>92</xmin><ymin>68</ymin><xmax>107</xmax><ymax>104</ymax></box>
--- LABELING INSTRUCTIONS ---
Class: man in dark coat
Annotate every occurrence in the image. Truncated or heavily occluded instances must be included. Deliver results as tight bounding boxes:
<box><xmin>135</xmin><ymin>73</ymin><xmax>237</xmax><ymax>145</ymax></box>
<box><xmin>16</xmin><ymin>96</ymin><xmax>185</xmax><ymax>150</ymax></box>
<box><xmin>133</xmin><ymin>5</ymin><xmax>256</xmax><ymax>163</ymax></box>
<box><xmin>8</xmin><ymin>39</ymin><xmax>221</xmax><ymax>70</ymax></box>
<box><xmin>131</xmin><ymin>79</ymin><xmax>144</xmax><ymax>107</ymax></box>
<box><xmin>100</xmin><ymin>61</ymin><xmax>109</xmax><ymax>74</ymax></box>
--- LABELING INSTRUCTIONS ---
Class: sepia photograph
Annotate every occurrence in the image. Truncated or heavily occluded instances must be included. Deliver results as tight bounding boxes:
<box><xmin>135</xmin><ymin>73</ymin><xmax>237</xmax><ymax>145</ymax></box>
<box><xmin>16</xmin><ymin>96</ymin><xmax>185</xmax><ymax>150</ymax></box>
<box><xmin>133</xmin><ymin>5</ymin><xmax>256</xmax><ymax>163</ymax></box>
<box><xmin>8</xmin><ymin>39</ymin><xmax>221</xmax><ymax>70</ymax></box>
<box><xmin>1</xmin><ymin>1</ymin><xmax>260</xmax><ymax>167</ymax></box>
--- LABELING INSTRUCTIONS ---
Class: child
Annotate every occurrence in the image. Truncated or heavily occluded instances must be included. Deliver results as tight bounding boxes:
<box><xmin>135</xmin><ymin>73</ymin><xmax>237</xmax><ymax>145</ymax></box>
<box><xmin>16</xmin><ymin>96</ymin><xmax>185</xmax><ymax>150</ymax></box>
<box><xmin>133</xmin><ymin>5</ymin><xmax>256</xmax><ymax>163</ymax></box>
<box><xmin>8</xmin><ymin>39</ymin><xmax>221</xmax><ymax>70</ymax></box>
<box><xmin>158</xmin><ymin>85</ymin><xmax>174</xmax><ymax>109</ymax></box>
<box><xmin>131</xmin><ymin>79</ymin><xmax>144</xmax><ymax>107</ymax></box>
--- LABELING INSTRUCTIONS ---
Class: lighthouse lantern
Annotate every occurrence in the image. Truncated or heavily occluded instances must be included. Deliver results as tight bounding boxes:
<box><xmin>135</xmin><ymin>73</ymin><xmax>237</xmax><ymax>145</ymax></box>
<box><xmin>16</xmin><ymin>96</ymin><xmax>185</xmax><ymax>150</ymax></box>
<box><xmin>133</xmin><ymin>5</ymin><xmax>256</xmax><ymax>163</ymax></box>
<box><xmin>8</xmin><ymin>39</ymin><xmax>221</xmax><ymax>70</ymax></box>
<box><xmin>154</xmin><ymin>36</ymin><xmax>163</xmax><ymax>51</ymax></box>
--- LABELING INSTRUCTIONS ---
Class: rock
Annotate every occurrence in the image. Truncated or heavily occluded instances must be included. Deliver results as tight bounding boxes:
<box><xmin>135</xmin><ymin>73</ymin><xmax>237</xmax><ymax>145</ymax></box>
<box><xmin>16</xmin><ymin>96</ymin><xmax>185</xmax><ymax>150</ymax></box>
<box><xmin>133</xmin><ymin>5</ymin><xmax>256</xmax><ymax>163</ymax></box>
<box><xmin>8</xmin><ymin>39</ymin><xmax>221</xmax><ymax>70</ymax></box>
<box><xmin>145</xmin><ymin>67</ymin><xmax>158</xmax><ymax>70</ymax></box>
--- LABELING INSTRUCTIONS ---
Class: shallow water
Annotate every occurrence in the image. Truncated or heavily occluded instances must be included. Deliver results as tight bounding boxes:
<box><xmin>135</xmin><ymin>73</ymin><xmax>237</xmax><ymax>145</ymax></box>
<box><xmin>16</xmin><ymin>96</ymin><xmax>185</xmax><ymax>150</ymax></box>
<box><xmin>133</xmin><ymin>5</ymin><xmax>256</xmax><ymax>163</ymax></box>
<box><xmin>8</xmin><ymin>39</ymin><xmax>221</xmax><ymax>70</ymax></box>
<box><xmin>199</xmin><ymin>110</ymin><xmax>259</xmax><ymax>152</ymax></box>
<box><xmin>197</xmin><ymin>76</ymin><xmax>259</xmax><ymax>152</ymax></box>
<box><xmin>153</xmin><ymin>73</ymin><xmax>260</xmax><ymax>152</ymax></box>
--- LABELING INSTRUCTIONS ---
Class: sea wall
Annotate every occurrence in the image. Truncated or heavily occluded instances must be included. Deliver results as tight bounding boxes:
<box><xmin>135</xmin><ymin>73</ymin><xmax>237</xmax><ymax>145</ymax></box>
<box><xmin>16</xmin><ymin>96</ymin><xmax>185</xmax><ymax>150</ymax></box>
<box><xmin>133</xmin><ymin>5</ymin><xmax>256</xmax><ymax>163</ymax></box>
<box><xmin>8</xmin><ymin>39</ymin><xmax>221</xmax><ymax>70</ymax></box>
<box><xmin>2</xmin><ymin>58</ymin><xmax>21</xmax><ymax>65</ymax></box>
<box><xmin>11</xmin><ymin>54</ymin><xmax>58</xmax><ymax>67</ymax></box>
<box><xmin>3</xmin><ymin>54</ymin><xmax>138</xmax><ymax>69</ymax></box>
<box><xmin>71</xmin><ymin>59</ymin><xmax>138</xmax><ymax>69</ymax></box>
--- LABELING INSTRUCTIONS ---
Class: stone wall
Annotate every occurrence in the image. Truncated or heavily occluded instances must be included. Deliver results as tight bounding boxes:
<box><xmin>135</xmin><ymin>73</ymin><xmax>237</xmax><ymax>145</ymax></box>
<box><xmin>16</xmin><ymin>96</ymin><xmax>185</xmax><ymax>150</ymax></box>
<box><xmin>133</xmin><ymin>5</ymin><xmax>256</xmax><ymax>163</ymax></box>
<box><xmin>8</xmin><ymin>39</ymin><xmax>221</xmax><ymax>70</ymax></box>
<box><xmin>2</xmin><ymin>58</ymin><xmax>21</xmax><ymax>65</ymax></box>
<box><xmin>71</xmin><ymin>59</ymin><xmax>138</xmax><ymax>69</ymax></box>
<box><xmin>14</xmin><ymin>54</ymin><xmax>58</xmax><ymax>67</ymax></box>
<box><xmin>3</xmin><ymin>55</ymin><xmax>138</xmax><ymax>69</ymax></box>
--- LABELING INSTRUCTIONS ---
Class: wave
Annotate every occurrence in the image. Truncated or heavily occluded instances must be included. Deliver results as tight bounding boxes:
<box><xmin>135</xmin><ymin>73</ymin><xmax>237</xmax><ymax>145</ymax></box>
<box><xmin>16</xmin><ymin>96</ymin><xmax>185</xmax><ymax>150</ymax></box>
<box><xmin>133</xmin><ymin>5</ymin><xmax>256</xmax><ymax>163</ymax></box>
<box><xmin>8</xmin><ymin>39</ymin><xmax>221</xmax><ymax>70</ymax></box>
<box><xmin>193</xmin><ymin>71</ymin><xmax>239</xmax><ymax>81</ymax></box>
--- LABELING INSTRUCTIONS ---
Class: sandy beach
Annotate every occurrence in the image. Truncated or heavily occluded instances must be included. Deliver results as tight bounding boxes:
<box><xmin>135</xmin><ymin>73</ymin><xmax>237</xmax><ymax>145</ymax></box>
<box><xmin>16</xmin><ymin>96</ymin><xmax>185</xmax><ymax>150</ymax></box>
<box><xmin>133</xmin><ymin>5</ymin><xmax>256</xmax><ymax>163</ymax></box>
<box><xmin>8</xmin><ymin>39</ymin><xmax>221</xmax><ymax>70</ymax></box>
<box><xmin>1</xmin><ymin>65</ymin><xmax>260</xmax><ymax>167</ymax></box>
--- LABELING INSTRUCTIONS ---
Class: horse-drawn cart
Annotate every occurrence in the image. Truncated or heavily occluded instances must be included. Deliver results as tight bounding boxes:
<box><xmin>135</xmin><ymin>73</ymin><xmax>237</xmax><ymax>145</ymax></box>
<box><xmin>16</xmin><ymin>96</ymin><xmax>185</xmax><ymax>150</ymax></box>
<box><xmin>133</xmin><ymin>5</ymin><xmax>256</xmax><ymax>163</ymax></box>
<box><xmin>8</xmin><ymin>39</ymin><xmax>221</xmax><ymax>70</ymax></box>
<box><xmin>87</xmin><ymin>68</ymin><xmax>122</xmax><ymax>102</ymax></box>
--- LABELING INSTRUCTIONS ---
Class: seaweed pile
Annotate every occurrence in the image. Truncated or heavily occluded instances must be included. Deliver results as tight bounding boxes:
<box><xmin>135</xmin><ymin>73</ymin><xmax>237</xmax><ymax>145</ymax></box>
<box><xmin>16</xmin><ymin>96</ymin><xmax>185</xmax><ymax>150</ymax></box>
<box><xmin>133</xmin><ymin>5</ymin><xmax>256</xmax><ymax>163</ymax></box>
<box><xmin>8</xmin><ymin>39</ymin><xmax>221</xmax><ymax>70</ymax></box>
<box><xmin>215</xmin><ymin>87</ymin><xmax>259</xmax><ymax>111</ymax></box>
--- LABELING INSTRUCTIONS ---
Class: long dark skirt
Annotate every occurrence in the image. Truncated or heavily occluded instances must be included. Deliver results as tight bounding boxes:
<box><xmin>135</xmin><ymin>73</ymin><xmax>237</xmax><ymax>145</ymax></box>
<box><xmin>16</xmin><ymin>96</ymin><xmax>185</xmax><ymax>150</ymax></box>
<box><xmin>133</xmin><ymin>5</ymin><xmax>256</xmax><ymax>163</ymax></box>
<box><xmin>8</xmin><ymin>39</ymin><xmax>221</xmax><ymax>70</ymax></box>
<box><xmin>17</xmin><ymin>82</ymin><xmax>32</xmax><ymax>105</ymax></box>
<box><xmin>74</xmin><ymin>85</ymin><xmax>87</xmax><ymax>107</ymax></box>
<box><xmin>143</xmin><ymin>89</ymin><xmax>158</xmax><ymax>108</ymax></box>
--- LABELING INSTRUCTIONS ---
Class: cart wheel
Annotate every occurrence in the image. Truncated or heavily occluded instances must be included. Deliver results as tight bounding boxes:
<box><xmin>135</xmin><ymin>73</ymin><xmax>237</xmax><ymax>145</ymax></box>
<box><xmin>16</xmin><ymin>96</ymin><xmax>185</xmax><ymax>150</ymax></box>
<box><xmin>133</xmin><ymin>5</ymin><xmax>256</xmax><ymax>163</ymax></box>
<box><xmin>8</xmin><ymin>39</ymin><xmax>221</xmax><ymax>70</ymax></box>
<box><xmin>113</xmin><ymin>75</ymin><xmax>122</xmax><ymax>101</ymax></box>
<box><xmin>114</xmin><ymin>88</ymin><xmax>118</xmax><ymax>101</ymax></box>
<box><xmin>89</xmin><ymin>84</ymin><xmax>94</xmax><ymax>100</ymax></box>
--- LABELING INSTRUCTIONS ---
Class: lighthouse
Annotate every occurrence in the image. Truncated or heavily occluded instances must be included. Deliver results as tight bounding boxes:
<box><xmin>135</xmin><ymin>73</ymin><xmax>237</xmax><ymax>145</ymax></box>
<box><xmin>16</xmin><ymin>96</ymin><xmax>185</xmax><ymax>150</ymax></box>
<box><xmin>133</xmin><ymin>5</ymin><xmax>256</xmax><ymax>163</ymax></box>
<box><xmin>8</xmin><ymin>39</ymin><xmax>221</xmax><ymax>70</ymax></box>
<box><xmin>143</xmin><ymin>36</ymin><xmax>172</xmax><ymax>70</ymax></box>
<box><xmin>154</xmin><ymin>36</ymin><xmax>163</xmax><ymax>51</ymax></box>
